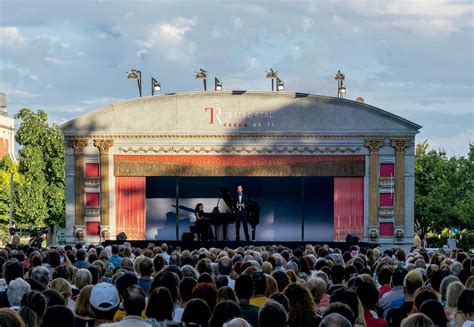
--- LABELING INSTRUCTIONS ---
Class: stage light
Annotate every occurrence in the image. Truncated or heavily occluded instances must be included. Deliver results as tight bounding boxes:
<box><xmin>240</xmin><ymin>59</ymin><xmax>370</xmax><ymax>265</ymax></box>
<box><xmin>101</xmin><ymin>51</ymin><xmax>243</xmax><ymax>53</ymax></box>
<box><xmin>127</xmin><ymin>69</ymin><xmax>142</xmax><ymax>97</ymax></box>
<box><xmin>214</xmin><ymin>77</ymin><xmax>222</xmax><ymax>91</ymax></box>
<box><xmin>151</xmin><ymin>77</ymin><xmax>161</xmax><ymax>96</ymax></box>
<box><xmin>195</xmin><ymin>68</ymin><xmax>208</xmax><ymax>91</ymax></box>
<box><xmin>276</xmin><ymin>77</ymin><xmax>285</xmax><ymax>91</ymax></box>
<box><xmin>265</xmin><ymin>68</ymin><xmax>278</xmax><ymax>91</ymax></box>
<box><xmin>334</xmin><ymin>69</ymin><xmax>346</xmax><ymax>98</ymax></box>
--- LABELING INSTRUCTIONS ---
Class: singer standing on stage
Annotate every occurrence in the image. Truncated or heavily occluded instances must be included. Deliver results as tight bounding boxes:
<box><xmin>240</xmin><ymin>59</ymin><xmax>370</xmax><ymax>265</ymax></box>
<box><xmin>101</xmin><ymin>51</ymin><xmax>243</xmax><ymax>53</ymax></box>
<box><xmin>235</xmin><ymin>184</ymin><xmax>250</xmax><ymax>241</ymax></box>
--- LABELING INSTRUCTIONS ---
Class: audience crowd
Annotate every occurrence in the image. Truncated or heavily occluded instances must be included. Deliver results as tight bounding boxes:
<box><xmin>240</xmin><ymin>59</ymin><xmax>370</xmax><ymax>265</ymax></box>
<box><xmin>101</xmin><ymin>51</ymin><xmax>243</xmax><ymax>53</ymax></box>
<box><xmin>0</xmin><ymin>240</ymin><xmax>473</xmax><ymax>327</ymax></box>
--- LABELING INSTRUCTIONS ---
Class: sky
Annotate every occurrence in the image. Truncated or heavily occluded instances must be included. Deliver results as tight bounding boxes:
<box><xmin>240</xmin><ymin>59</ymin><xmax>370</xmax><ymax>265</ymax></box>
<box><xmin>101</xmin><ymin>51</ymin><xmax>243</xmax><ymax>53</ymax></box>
<box><xmin>0</xmin><ymin>0</ymin><xmax>472</xmax><ymax>156</ymax></box>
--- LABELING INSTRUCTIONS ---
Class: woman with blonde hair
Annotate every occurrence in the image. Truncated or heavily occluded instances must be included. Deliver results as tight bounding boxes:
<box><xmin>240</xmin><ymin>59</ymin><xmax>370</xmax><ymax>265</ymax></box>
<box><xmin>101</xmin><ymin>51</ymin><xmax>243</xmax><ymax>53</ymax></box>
<box><xmin>51</xmin><ymin>278</ymin><xmax>74</xmax><ymax>311</ymax></box>
<box><xmin>303</xmin><ymin>277</ymin><xmax>327</xmax><ymax>314</ymax></box>
<box><xmin>445</xmin><ymin>281</ymin><xmax>465</xmax><ymax>324</ymax></box>
<box><xmin>74</xmin><ymin>285</ymin><xmax>94</xmax><ymax>327</ymax></box>
<box><xmin>401</xmin><ymin>313</ymin><xmax>434</xmax><ymax>327</ymax></box>
<box><xmin>284</xmin><ymin>283</ymin><xmax>319</xmax><ymax>327</ymax></box>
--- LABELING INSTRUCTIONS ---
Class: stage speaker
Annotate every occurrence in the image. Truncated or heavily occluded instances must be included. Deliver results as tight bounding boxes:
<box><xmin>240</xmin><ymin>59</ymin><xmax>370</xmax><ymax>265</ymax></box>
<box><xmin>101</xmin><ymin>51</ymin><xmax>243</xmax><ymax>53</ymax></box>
<box><xmin>345</xmin><ymin>234</ymin><xmax>359</xmax><ymax>245</ymax></box>
<box><xmin>182</xmin><ymin>232</ymin><xmax>194</xmax><ymax>242</ymax></box>
<box><xmin>116</xmin><ymin>232</ymin><xmax>127</xmax><ymax>241</ymax></box>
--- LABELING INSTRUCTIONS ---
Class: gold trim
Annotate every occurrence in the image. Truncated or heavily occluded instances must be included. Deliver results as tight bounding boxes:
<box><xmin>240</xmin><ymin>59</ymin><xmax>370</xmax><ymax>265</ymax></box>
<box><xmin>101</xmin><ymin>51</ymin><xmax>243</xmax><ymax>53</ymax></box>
<box><xmin>391</xmin><ymin>138</ymin><xmax>410</xmax><ymax>226</ymax></box>
<box><xmin>118</xmin><ymin>146</ymin><xmax>361</xmax><ymax>154</ymax></box>
<box><xmin>365</xmin><ymin>138</ymin><xmax>384</xmax><ymax>226</ymax></box>
<box><xmin>65</xmin><ymin>133</ymin><xmax>415</xmax><ymax>140</ymax></box>
<box><xmin>69</xmin><ymin>139</ymin><xmax>88</xmax><ymax>226</ymax></box>
<box><xmin>94</xmin><ymin>139</ymin><xmax>113</xmax><ymax>227</ymax></box>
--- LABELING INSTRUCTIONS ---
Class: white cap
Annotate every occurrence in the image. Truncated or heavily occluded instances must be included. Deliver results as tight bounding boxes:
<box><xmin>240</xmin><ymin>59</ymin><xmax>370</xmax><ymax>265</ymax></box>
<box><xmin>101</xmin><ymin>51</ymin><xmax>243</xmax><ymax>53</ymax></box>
<box><xmin>90</xmin><ymin>282</ymin><xmax>120</xmax><ymax>310</ymax></box>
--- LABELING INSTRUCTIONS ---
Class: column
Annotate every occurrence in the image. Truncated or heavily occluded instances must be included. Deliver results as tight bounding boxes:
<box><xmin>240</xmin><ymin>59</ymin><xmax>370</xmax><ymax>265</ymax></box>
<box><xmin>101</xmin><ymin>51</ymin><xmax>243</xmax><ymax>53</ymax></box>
<box><xmin>391</xmin><ymin>138</ymin><xmax>410</xmax><ymax>227</ymax></box>
<box><xmin>94</xmin><ymin>139</ymin><xmax>114</xmax><ymax>239</ymax></box>
<box><xmin>69</xmin><ymin>139</ymin><xmax>88</xmax><ymax>241</ymax></box>
<box><xmin>364</xmin><ymin>138</ymin><xmax>384</xmax><ymax>228</ymax></box>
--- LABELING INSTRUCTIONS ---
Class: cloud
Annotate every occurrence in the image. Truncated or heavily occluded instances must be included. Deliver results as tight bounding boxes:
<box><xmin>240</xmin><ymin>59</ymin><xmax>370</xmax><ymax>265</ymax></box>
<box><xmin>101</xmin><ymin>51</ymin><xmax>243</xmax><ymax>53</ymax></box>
<box><xmin>0</xmin><ymin>27</ymin><xmax>25</xmax><ymax>48</ymax></box>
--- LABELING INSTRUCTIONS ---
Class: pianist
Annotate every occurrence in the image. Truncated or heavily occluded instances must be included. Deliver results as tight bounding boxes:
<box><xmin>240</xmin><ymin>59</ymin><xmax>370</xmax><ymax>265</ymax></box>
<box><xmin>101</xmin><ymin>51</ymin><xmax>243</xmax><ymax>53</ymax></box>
<box><xmin>194</xmin><ymin>203</ymin><xmax>214</xmax><ymax>241</ymax></box>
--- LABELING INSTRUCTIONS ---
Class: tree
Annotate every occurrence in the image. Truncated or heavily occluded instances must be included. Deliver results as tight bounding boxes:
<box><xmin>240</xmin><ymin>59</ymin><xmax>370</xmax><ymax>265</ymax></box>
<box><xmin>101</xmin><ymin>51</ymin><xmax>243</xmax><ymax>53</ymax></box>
<box><xmin>415</xmin><ymin>140</ymin><xmax>474</xmax><ymax>236</ymax></box>
<box><xmin>14</xmin><ymin>108</ymin><xmax>65</xmax><ymax>229</ymax></box>
<box><xmin>0</xmin><ymin>156</ymin><xmax>20</xmax><ymax>244</ymax></box>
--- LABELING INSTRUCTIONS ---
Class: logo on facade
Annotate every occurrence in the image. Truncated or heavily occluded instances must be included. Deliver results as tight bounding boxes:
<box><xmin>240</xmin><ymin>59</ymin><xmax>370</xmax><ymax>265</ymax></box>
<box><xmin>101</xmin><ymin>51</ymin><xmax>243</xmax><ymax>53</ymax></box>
<box><xmin>204</xmin><ymin>105</ymin><xmax>275</xmax><ymax>128</ymax></box>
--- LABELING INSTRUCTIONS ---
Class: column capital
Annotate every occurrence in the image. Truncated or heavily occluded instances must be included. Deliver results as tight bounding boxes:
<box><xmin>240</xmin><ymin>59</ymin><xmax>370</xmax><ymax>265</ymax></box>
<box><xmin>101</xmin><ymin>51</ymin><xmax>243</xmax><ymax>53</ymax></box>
<box><xmin>94</xmin><ymin>139</ymin><xmax>114</xmax><ymax>154</ymax></box>
<box><xmin>69</xmin><ymin>139</ymin><xmax>89</xmax><ymax>154</ymax></box>
<box><xmin>364</xmin><ymin>138</ymin><xmax>384</xmax><ymax>154</ymax></box>
<box><xmin>390</xmin><ymin>138</ymin><xmax>411</xmax><ymax>154</ymax></box>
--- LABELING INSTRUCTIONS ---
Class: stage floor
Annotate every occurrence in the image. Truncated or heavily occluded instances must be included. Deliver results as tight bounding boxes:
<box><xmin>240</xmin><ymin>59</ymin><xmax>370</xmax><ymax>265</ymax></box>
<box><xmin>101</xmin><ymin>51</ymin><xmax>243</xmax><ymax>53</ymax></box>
<box><xmin>102</xmin><ymin>240</ymin><xmax>377</xmax><ymax>252</ymax></box>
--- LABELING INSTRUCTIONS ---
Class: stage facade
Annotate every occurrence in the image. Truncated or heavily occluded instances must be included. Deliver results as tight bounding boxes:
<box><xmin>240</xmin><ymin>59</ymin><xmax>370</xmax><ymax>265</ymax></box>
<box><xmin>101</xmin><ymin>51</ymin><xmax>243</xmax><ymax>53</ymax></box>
<box><xmin>61</xmin><ymin>91</ymin><xmax>421</xmax><ymax>248</ymax></box>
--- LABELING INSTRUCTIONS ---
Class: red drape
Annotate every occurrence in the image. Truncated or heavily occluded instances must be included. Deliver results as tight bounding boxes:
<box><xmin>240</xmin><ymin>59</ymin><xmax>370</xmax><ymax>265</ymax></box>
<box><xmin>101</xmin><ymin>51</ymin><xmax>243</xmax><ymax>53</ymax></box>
<box><xmin>115</xmin><ymin>177</ymin><xmax>146</xmax><ymax>240</ymax></box>
<box><xmin>334</xmin><ymin>177</ymin><xmax>364</xmax><ymax>241</ymax></box>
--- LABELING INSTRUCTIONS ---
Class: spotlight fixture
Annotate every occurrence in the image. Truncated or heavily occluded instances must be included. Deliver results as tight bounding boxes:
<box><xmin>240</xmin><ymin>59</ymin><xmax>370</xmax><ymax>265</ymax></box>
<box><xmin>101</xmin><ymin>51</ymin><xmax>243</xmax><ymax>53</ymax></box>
<box><xmin>334</xmin><ymin>69</ymin><xmax>346</xmax><ymax>98</ymax></box>
<box><xmin>195</xmin><ymin>68</ymin><xmax>208</xmax><ymax>91</ymax></box>
<box><xmin>265</xmin><ymin>68</ymin><xmax>278</xmax><ymax>91</ymax></box>
<box><xmin>127</xmin><ymin>69</ymin><xmax>142</xmax><ymax>97</ymax></box>
<box><xmin>276</xmin><ymin>77</ymin><xmax>285</xmax><ymax>91</ymax></box>
<box><xmin>214</xmin><ymin>77</ymin><xmax>222</xmax><ymax>91</ymax></box>
<box><xmin>151</xmin><ymin>77</ymin><xmax>161</xmax><ymax>96</ymax></box>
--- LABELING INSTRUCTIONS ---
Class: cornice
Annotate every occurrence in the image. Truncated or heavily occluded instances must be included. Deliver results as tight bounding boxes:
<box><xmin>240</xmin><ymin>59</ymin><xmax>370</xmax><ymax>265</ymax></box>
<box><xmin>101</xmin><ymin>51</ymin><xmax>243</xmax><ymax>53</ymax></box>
<box><xmin>118</xmin><ymin>145</ymin><xmax>361</xmax><ymax>154</ymax></box>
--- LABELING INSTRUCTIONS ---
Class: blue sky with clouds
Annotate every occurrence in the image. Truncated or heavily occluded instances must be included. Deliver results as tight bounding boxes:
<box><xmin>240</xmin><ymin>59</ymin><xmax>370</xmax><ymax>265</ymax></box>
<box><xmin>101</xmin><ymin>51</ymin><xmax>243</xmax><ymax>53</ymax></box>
<box><xmin>0</xmin><ymin>0</ymin><xmax>472</xmax><ymax>156</ymax></box>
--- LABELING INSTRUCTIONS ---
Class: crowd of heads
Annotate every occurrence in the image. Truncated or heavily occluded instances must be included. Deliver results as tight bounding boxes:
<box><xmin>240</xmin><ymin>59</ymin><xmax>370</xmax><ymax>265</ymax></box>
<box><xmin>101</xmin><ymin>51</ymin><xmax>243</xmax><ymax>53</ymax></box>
<box><xmin>0</xmin><ymin>240</ymin><xmax>472</xmax><ymax>327</ymax></box>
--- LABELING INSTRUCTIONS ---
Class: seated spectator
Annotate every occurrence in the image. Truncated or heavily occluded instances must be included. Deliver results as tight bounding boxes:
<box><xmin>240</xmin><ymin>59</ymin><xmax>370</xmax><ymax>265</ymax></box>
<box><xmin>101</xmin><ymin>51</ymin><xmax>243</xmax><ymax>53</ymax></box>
<box><xmin>0</xmin><ymin>307</ymin><xmax>26</xmax><ymax>327</ymax></box>
<box><xmin>192</xmin><ymin>282</ymin><xmax>217</xmax><ymax>312</ymax></box>
<box><xmin>323</xmin><ymin>302</ymin><xmax>355</xmax><ymax>325</ymax></box>
<box><xmin>304</xmin><ymin>277</ymin><xmax>327</xmax><ymax>315</ymax></box>
<box><xmin>356</xmin><ymin>281</ymin><xmax>387</xmax><ymax>327</ymax></box>
<box><xmin>103</xmin><ymin>285</ymin><xmax>149</xmax><ymax>327</ymax></box>
<box><xmin>418</xmin><ymin>299</ymin><xmax>447</xmax><ymax>326</ymax></box>
<box><xmin>74</xmin><ymin>269</ymin><xmax>92</xmax><ymax>293</ymax></box>
<box><xmin>218</xmin><ymin>257</ymin><xmax>235</xmax><ymax>289</ymax></box>
<box><xmin>329</xmin><ymin>264</ymin><xmax>345</xmax><ymax>295</ymax></box>
<box><xmin>7</xmin><ymin>278</ymin><xmax>31</xmax><ymax>310</ymax></box>
<box><xmin>42</xmin><ymin>289</ymin><xmax>66</xmax><ymax>307</ymax></box>
<box><xmin>74</xmin><ymin>250</ymin><xmax>91</xmax><ymax>269</ymax></box>
<box><xmin>40</xmin><ymin>305</ymin><xmax>74</xmax><ymax>327</ymax></box>
<box><xmin>250</xmin><ymin>272</ymin><xmax>268</xmax><ymax>308</ymax></box>
<box><xmin>400</xmin><ymin>312</ymin><xmax>434</xmax><ymax>327</ymax></box>
<box><xmin>74</xmin><ymin>285</ymin><xmax>94</xmax><ymax>327</ymax></box>
<box><xmin>176</xmin><ymin>277</ymin><xmax>197</xmax><ymax>321</ymax></box>
<box><xmin>235</xmin><ymin>274</ymin><xmax>260</xmax><ymax>327</ymax></box>
<box><xmin>181</xmin><ymin>298</ymin><xmax>211</xmax><ymax>327</ymax></box>
<box><xmin>137</xmin><ymin>258</ymin><xmax>153</xmax><ymax>295</ymax></box>
<box><xmin>19</xmin><ymin>290</ymin><xmax>47</xmax><ymax>327</ymax></box>
<box><xmin>320</xmin><ymin>312</ymin><xmax>352</xmax><ymax>327</ymax></box>
<box><xmin>0</xmin><ymin>261</ymin><xmax>24</xmax><ymax>308</ymax></box>
<box><xmin>258</xmin><ymin>299</ymin><xmax>288</xmax><ymax>327</ymax></box>
<box><xmin>330</xmin><ymin>287</ymin><xmax>365</xmax><ymax>326</ymax></box>
<box><xmin>209</xmin><ymin>300</ymin><xmax>241</xmax><ymax>327</ymax></box>
<box><xmin>31</xmin><ymin>267</ymin><xmax>50</xmax><ymax>288</ymax></box>
<box><xmin>445</xmin><ymin>281</ymin><xmax>465</xmax><ymax>323</ymax></box>
<box><xmin>454</xmin><ymin>289</ymin><xmax>474</xmax><ymax>327</ymax></box>
<box><xmin>378</xmin><ymin>267</ymin><xmax>393</xmax><ymax>299</ymax></box>
<box><xmin>284</xmin><ymin>282</ymin><xmax>319</xmax><ymax>327</ymax></box>
<box><xmin>145</xmin><ymin>287</ymin><xmax>173</xmax><ymax>326</ymax></box>
<box><xmin>413</xmin><ymin>286</ymin><xmax>439</xmax><ymax>312</ymax></box>
<box><xmin>217</xmin><ymin>286</ymin><xmax>239</xmax><ymax>303</ymax></box>
<box><xmin>223</xmin><ymin>317</ymin><xmax>250</xmax><ymax>327</ymax></box>
<box><xmin>386</xmin><ymin>270</ymin><xmax>423</xmax><ymax>327</ymax></box>
<box><xmin>90</xmin><ymin>282</ymin><xmax>120</xmax><ymax>325</ymax></box>
<box><xmin>50</xmin><ymin>278</ymin><xmax>73</xmax><ymax>311</ymax></box>
<box><xmin>380</xmin><ymin>267</ymin><xmax>407</xmax><ymax>317</ymax></box>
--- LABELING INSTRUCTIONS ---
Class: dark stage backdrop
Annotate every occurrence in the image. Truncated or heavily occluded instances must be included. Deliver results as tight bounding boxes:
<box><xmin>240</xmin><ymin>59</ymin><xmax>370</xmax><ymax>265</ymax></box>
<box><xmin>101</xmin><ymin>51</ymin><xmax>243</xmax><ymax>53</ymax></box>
<box><xmin>145</xmin><ymin>176</ymin><xmax>334</xmax><ymax>241</ymax></box>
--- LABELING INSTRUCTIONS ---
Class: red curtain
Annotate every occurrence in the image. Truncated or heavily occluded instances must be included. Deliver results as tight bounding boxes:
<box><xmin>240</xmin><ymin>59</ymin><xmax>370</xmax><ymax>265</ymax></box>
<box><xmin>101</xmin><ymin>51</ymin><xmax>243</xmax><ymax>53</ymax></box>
<box><xmin>334</xmin><ymin>177</ymin><xmax>364</xmax><ymax>241</ymax></box>
<box><xmin>115</xmin><ymin>177</ymin><xmax>146</xmax><ymax>240</ymax></box>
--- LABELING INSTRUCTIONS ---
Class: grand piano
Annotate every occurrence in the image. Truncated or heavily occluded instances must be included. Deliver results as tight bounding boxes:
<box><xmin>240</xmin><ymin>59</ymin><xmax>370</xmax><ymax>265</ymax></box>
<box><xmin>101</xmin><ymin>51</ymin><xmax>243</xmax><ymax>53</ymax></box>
<box><xmin>202</xmin><ymin>187</ymin><xmax>260</xmax><ymax>241</ymax></box>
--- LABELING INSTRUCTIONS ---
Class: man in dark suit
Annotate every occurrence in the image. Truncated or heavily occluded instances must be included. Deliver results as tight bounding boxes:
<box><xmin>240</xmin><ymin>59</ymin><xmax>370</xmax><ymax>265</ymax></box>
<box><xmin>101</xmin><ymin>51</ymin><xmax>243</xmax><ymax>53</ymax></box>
<box><xmin>235</xmin><ymin>184</ymin><xmax>250</xmax><ymax>241</ymax></box>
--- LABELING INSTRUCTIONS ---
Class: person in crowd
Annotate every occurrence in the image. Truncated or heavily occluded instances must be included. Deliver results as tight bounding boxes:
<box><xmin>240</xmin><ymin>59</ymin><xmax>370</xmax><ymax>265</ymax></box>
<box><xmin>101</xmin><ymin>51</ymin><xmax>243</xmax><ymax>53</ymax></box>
<box><xmin>40</xmin><ymin>305</ymin><xmax>75</xmax><ymax>327</ymax></box>
<box><xmin>258</xmin><ymin>299</ymin><xmax>288</xmax><ymax>327</ymax></box>
<box><xmin>50</xmin><ymin>278</ymin><xmax>73</xmax><ymax>311</ymax></box>
<box><xmin>218</xmin><ymin>256</ymin><xmax>235</xmax><ymax>289</ymax></box>
<box><xmin>445</xmin><ymin>281</ymin><xmax>465</xmax><ymax>324</ymax></box>
<box><xmin>19</xmin><ymin>290</ymin><xmax>47</xmax><ymax>327</ymax></box>
<box><xmin>137</xmin><ymin>257</ymin><xmax>153</xmax><ymax>295</ymax></box>
<box><xmin>175</xmin><ymin>277</ymin><xmax>197</xmax><ymax>320</ymax></box>
<box><xmin>181</xmin><ymin>298</ymin><xmax>211</xmax><ymax>327</ymax></box>
<box><xmin>74</xmin><ymin>285</ymin><xmax>94</xmax><ymax>327</ymax></box>
<box><xmin>145</xmin><ymin>287</ymin><xmax>173</xmax><ymax>326</ymax></box>
<box><xmin>454</xmin><ymin>289</ymin><xmax>474</xmax><ymax>327</ymax></box>
<box><xmin>0</xmin><ymin>307</ymin><xmax>26</xmax><ymax>327</ymax></box>
<box><xmin>235</xmin><ymin>274</ymin><xmax>260</xmax><ymax>326</ymax></box>
<box><xmin>400</xmin><ymin>313</ymin><xmax>434</xmax><ymax>327</ymax></box>
<box><xmin>7</xmin><ymin>278</ymin><xmax>31</xmax><ymax>310</ymax></box>
<box><xmin>0</xmin><ymin>261</ymin><xmax>24</xmax><ymax>308</ymax></box>
<box><xmin>250</xmin><ymin>272</ymin><xmax>268</xmax><ymax>307</ymax></box>
<box><xmin>102</xmin><ymin>285</ymin><xmax>150</xmax><ymax>327</ymax></box>
<box><xmin>378</xmin><ymin>266</ymin><xmax>393</xmax><ymax>299</ymax></box>
<box><xmin>320</xmin><ymin>312</ymin><xmax>352</xmax><ymax>327</ymax></box>
<box><xmin>90</xmin><ymin>282</ymin><xmax>120</xmax><ymax>326</ymax></box>
<box><xmin>418</xmin><ymin>299</ymin><xmax>448</xmax><ymax>326</ymax></box>
<box><xmin>223</xmin><ymin>317</ymin><xmax>251</xmax><ymax>327</ymax></box>
<box><xmin>209</xmin><ymin>300</ymin><xmax>241</xmax><ymax>327</ymax></box>
<box><xmin>217</xmin><ymin>286</ymin><xmax>239</xmax><ymax>303</ymax></box>
<box><xmin>109</xmin><ymin>245</ymin><xmax>123</xmax><ymax>270</ymax></box>
<box><xmin>356</xmin><ymin>281</ymin><xmax>387</xmax><ymax>327</ymax></box>
<box><xmin>284</xmin><ymin>282</ymin><xmax>320</xmax><ymax>327</ymax></box>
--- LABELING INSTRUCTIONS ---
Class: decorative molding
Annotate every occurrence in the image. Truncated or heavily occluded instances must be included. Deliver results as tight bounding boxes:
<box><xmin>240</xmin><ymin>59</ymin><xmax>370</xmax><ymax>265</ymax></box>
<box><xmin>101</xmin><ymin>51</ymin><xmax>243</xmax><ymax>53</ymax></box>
<box><xmin>84</xmin><ymin>207</ymin><xmax>100</xmax><ymax>217</ymax></box>
<box><xmin>94</xmin><ymin>139</ymin><xmax>114</xmax><ymax>154</ymax></box>
<box><xmin>69</xmin><ymin>139</ymin><xmax>89</xmax><ymax>154</ymax></box>
<box><xmin>390</xmin><ymin>138</ymin><xmax>410</xmax><ymax>227</ymax></box>
<box><xmin>118</xmin><ymin>145</ymin><xmax>361</xmax><ymax>154</ymax></box>
<box><xmin>379</xmin><ymin>177</ymin><xmax>395</xmax><ymax>188</ymax></box>
<box><xmin>65</xmin><ymin>133</ymin><xmax>415</xmax><ymax>140</ymax></box>
<box><xmin>84</xmin><ymin>177</ymin><xmax>100</xmax><ymax>188</ymax></box>
<box><xmin>364</xmin><ymin>138</ymin><xmax>384</xmax><ymax>154</ymax></box>
<box><xmin>390</xmin><ymin>138</ymin><xmax>411</xmax><ymax>154</ymax></box>
<box><xmin>379</xmin><ymin>207</ymin><xmax>395</xmax><ymax>217</ymax></box>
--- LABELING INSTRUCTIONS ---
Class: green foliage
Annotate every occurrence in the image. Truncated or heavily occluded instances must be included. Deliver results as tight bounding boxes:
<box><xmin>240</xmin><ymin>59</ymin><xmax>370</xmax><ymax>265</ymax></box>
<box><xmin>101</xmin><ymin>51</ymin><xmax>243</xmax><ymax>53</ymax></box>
<box><xmin>415</xmin><ymin>141</ymin><xmax>474</xmax><ymax>237</ymax></box>
<box><xmin>14</xmin><ymin>108</ymin><xmax>65</xmax><ymax>228</ymax></box>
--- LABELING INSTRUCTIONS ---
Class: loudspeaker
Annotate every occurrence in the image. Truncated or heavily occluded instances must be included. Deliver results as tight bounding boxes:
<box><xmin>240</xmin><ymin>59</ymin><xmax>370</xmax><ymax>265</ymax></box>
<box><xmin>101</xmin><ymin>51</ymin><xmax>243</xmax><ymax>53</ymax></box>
<box><xmin>182</xmin><ymin>232</ymin><xmax>194</xmax><ymax>242</ymax></box>
<box><xmin>116</xmin><ymin>232</ymin><xmax>127</xmax><ymax>241</ymax></box>
<box><xmin>345</xmin><ymin>234</ymin><xmax>359</xmax><ymax>244</ymax></box>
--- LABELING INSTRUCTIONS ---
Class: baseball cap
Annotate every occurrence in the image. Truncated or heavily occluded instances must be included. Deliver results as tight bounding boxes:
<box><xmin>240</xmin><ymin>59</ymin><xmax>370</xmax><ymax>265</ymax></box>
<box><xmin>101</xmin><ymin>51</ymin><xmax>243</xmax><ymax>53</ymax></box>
<box><xmin>90</xmin><ymin>282</ymin><xmax>120</xmax><ymax>310</ymax></box>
